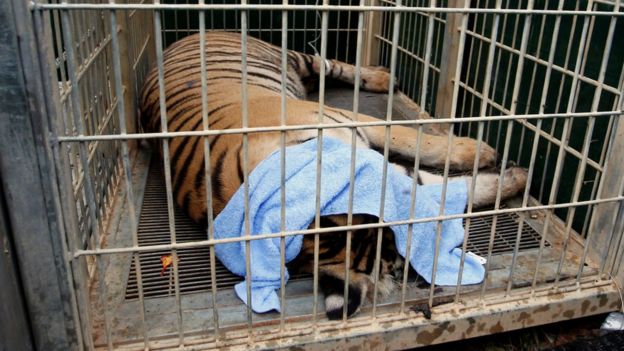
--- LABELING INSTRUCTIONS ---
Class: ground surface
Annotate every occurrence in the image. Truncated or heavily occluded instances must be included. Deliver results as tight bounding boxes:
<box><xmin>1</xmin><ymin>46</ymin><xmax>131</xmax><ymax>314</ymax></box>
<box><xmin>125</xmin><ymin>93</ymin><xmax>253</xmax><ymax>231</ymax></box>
<box><xmin>418</xmin><ymin>313</ymin><xmax>623</xmax><ymax>351</ymax></box>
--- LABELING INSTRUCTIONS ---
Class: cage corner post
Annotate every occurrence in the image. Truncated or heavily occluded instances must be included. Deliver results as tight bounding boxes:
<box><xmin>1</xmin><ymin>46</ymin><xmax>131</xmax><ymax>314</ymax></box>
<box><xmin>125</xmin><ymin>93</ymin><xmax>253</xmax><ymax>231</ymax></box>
<box><xmin>588</xmin><ymin>114</ymin><xmax>624</xmax><ymax>288</ymax></box>
<box><xmin>363</xmin><ymin>0</ymin><xmax>382</xmax><ymax>66</ymax></box>
<box><xmin>116</xmin><ymin>10</ymin><xmax>139</xmax><ymax>141</ymax></box>
<box><xmin>434</xmin><ymin>0</ymin><xmax>465</xmax><ymax>121</ymax></box>
<box><xmin>0</xmin><ymin>0</ymin><xmax>81</xmax><ymax>350</ymax></box>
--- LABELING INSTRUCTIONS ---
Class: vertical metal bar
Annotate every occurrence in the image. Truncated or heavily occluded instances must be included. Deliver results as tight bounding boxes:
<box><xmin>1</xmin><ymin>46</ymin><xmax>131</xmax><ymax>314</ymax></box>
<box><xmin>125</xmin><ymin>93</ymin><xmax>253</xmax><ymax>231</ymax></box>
<box><xmin>312</xmin><ymin>0</ymin><xmax>328</xmax><ymax>326</ymax></box>
<box><xmin>342</xmin><ymin>1</ymin><xmax>365</xmax><ymax>322</ymax></box>
<box><xmin>427</xmin><ymin>0</ymin><xmax>487</xmax><ymax>298</ymax></box>
<box><xmin>483</xmin><ymin>0</ymin><xmax>532</xmax><ymax>295</ymax></box>
<box><xmin>404</xmin><ymin>0</ymin><xmax>418</xmax><ymax>100</ymax></box>
<box><xmin>472</xmin><ymin>0</ymin><xmax>503</xmax><ymax>302</ymax></box>
<box><xmin>451</xmin><ymin>0</ymin><xmax>475</xmax><ymax>302</ymax></box>
<box><xmin>531</xmin><ymin>0</ymin><xmax>593</xmax><ymax>295</ymax></box>
<box><xmin>372</xmin><ymin>0</ymin><xmax>400</xmax><ymax>319</ymax></box>
<box><xmin>555</xmin><ymin>1</ymin><xmax>618</xmax><ymax>286</ymax></box>
<box><xmin>198</xmin><ymin>1</ymin><xmax>220</xmax><ymax>340</ymax></box>
<box><xmin>302</xmin><ymin>1</ymin><xmax>308</xmax><ymax>52</ymax></box>
<box><xmin>516</xmin><ymin>0</ymin><xmax>550</xmax><ymax>163</ymax></box>
<box><xmin>108</xmin><ymin>4</ymin><xmax>149</xmax><ymax>348</ymax></box>
<box><xmin>469</xmin><ymin>0</ymin><xmax>489</xmax><ymax>136</ymax></box>
<box><xmin>418</xmin><ymin>0</ymin><xmax>435</xmax><ymax>108</ymax></box>
<box><xmin>537</xmin><ymin>0</ymin><xmax>580</xmax><ymax>203</ymax></box>
<box><xmin>492</xmin><ymin>0</ymin><xmax>520</xmax><ymax>153</ymax></box>
<box><xmin>59</xmin><ymin>5</ymin><xmax>112</xmax><ymax>348</ymax></box>
<box><xmin>400</xmin><ymin>125</ymin><xmax>423</xmax><ymax>311</ymax></box>
<box><xmin>344</xmin><ymin>0</ymin><xmax>354</xmax><ymax>62</ymax></box>
<box><xmin>153</xmin><ymin>4</ymin><xmax>184</xmax><ymax>345</ymax></box>
<box><xmin>483</xmin><ymin>0</ymin><xmax>533</xmax><ymax>297</ymax></box>
<box><xmin>506</xmin><ymin>0</ymin><xmax>564</xmax><ymax>296</ymax></box>
<box><xmin>239</xmin><ymin>0</ymin><xmax>254</xmax><ymax>337</ymax></box>
<box><xmin>334</xmin><ymin>0</ymin><xmax>342</xmax><ymax>60</ymax></box>
<box><xmin>279</xmin><ymin>0</ymin><xmax>288</xmax><ymax>331</ymax></box>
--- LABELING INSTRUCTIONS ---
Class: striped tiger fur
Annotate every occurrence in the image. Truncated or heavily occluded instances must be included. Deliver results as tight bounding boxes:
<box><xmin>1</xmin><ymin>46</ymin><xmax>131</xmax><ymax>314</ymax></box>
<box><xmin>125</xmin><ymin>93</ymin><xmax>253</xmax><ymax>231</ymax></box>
<box><xmin>139</xmin><ymin>31</ymin><xmax>528</xmax><ymax>319</ymax></box>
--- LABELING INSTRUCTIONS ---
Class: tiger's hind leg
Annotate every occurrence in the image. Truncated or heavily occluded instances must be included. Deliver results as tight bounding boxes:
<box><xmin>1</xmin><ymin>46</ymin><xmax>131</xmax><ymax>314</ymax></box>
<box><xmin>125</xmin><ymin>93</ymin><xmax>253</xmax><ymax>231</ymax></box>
<box><xmin>288</xmin><ymin>50</ymin><xmax>393</xmax><ymax>93</ymax></box>
<box><xmin>412</xmin><ymin>166</ymin><xmax>528</xmax><ymax>208</ymax></box>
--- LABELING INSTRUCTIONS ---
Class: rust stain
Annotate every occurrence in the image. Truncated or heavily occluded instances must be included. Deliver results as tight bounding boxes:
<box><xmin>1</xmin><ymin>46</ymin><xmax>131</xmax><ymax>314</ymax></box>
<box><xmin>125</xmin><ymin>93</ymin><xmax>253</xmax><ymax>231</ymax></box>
<box><xmin>591</xmin><ymin>305</ymin><xmax>598</xmax><ymax>312</ymax></box>
<box><xmin>516</xmin><ymin>311</ymin><xmax>534</xmax><ymax>326</ymax></box>
<box><xmin>489</xmin><ymin>321</ymin><xmax>504</xmax><ymax>334</ymax></box>
<box><xmin>610</xmin><ymin>301</ymin><xmax>621</xmax><ymax>310</ymax></box>
<box><xmin>563</xmin><ymin>310</ymin><xmax>575</xmax><ymax>319</ymax></box>
<box><xmin>535</xmin><ymin>305</ymin><xmax>550</xmax><ymax>313</ymax></box>
<box><xmin>369</xmin><ymin>339</ymin><xmax>381</xmax><ymax>350</ymax></box>
<box><xmin>447</xmin><ymin>324</ymin><xmax>456</xmax><ymax>333</ymax></box>
<box><xmin>465</xmin><ymin>317</ymin><xmax>476</xmax><ymax>335</ymax></box>
<box><xmin>599</xmin><ymin>294</ymin><xmax>609</xmax><ymax>307</ymax></box>
<box><xmin>415</xmin><ymin>322</ymin><xmax>450</xmax><ymax>345</ymax></box>
<box><xmin>477</xmin><ymin>323</ymin><xmax>486</xmax><ymax>332</ymax></box>
<box><xmin>581</xmin><ymin>300</ymin><xmax>591</xmax><ymax>315</ymax></box>
<box><xmin>348</xmin><ymin>346</ymin><xmax>360</xmax><ymax>351</ymax></box>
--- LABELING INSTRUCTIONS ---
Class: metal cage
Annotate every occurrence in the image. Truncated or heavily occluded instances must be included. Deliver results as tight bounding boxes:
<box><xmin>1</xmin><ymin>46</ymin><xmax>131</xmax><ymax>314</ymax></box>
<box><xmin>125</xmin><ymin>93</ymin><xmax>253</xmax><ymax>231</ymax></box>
<box><xmin>1</xmin><ymin>0</ymin><xmax>623</xmax><ymax>350</ymax></box>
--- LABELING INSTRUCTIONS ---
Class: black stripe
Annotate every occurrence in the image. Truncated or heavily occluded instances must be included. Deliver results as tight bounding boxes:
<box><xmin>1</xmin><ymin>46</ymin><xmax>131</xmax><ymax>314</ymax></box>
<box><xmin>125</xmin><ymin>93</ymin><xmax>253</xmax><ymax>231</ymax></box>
<box><xmin>351</xmin><ymin>230</ymin><xmax>372</xmax><ymax>271</ymax></box>
<box><xmin>212</xmin><ymin>149</ymin><xmax>228</xmax><ymax>204</ymax></box>
<box><xmin>171</xmin><ymin>121</ymin><xmax>203</xmax><ymax>197</ymax></box>
<box><xmin>169</xmin><ymin>115</ymin><xmax>203</xmax><ymax>168</ymax></box>
<box><xmin>364</xmin><ymin>238</ymin><xmax>377</xmax><ymax>274</ymax></box>
<box><xmin>303</xmin><ymin>54</ymin><xmax>315</xmax><ymax>77</ymax></box>
<box><xmin>181</xmin><ymin>192</ymin><xmax>193</xmax><ymax>218</ymax></box>
<box><xmin>190</xmin><ymin>128</ymin><xmax>231</xmax><ymax>206</ymax></box>
<box><xmin>235</xmin><ymin>143</ymin><xmax>244</xmax><ymax>185</ymax></box>
<box><xmin>334</xmin><ymin>110</ymin><xmax>369</xmax><ymax>144</ymax></box>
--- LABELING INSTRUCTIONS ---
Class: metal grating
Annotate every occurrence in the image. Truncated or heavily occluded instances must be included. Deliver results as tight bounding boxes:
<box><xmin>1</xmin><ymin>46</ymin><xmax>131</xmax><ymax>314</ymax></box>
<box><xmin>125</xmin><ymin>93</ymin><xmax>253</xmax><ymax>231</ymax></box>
<box><xmin>125</xmin><ymin>162</ymin><xmax>242</xmax><ymax>300</ymax></box>
<box><xmin>126</xmin><ymin>160</ymin><xmax>548</xmax><ymax>300</ymax></box>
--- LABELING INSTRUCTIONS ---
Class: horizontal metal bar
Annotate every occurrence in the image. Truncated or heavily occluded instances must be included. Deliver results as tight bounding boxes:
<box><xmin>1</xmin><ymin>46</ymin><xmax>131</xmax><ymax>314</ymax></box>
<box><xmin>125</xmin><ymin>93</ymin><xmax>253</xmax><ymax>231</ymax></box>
<box><xmin>30</xmin><ymin>3</ymin><xmax>624</xmax><ymax>16</ymax></box>
<box><xmin>72</xmin><ymin>194</ymin><xmax>624</xmax><ymax>257</ymax></box>
<box><xmin>55</xmin><ymin>110</ymin><xmax>621</xmax><ymax>142</ymax></box>
<box><xmin>374</xmin><ymin>34</ymin><xmax>442</xmax><ymax>74</ymax></box>
<box><xmin>458</xmin><ymin>81</ymin><xmax>605</xmax><ymax>172</ymax></box>
<box><xmin>160</xmin><ymin>28</ymin><xmax>362</xmax><ymax>33</ymax></box>
<box><xmin>464</xmin><ymin>29</ymin><xmax>622</xmax><ymax>96</ymax></box>
<box><xmin>515</xmin><ymin>118</ymin><xmax>603</xmax><ymax>172</ymax></box>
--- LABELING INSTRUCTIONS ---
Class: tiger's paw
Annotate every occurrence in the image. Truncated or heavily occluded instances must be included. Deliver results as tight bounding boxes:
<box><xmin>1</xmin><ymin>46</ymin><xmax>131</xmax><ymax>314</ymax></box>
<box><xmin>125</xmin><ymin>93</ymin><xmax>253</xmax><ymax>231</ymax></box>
<box><xmin>360</xmin><ymin>67</ymin><xmax>394</xmax><ymax>93</ymax></box>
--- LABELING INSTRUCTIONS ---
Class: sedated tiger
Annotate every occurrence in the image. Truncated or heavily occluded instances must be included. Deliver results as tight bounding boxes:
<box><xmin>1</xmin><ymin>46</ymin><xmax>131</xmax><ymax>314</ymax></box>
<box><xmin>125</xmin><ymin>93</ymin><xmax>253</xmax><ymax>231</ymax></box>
<box><xmin>139</xmin><ymin>31</ymin><xmax>528</xmax><ymax>319</ymax></box>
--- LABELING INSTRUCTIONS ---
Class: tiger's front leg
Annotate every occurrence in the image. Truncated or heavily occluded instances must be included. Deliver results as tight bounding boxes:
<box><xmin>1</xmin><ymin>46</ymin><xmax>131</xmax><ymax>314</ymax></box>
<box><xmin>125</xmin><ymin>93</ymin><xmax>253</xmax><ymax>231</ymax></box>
<box><xmin>307</xmin><ymin>55</ymin><xmax>393</xmax><ymax>93</ymax></box>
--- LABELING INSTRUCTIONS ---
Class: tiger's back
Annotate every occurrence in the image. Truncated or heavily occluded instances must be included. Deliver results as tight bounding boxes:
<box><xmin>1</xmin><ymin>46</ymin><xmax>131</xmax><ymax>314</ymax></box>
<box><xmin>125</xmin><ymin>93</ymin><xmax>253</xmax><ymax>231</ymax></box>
<box><xmin>140</xmin><ymin>32</ymin><xmax>389</xmax><ymax>222</ymax></box>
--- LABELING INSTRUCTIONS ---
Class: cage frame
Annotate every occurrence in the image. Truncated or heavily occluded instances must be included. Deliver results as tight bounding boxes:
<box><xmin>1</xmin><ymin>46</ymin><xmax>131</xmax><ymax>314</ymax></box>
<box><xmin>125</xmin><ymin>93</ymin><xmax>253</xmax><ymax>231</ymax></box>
<box><xmin>1</xmin><ymin>0</ymin><xmax>623</xmax><ymax>349</ymax></box>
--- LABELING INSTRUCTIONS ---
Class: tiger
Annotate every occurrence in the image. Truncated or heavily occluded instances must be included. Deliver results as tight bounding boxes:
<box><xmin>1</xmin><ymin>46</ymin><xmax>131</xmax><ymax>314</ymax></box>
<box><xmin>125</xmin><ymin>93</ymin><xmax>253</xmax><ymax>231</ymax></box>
<box><xmin>139</xmin><ymin>31</ymin><xmax>528</xmax><ymax>320</ymax></box>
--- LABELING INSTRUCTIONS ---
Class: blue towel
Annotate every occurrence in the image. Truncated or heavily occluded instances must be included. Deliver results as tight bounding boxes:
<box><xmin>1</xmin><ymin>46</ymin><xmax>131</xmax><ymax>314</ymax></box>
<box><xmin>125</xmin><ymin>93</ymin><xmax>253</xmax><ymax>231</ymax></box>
<box><xmin>213</xmin><ymin>137</ymin><xmax>485</xmax><ymax>313</ymax></box>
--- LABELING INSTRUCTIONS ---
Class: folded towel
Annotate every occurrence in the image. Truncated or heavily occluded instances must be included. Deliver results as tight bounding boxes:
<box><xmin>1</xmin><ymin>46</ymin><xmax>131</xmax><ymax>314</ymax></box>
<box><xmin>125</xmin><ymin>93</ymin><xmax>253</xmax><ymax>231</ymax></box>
<box><xmin>213</xmin><ymin>137</ymin><xmax>485</xmax><ymax>313</ymax></box>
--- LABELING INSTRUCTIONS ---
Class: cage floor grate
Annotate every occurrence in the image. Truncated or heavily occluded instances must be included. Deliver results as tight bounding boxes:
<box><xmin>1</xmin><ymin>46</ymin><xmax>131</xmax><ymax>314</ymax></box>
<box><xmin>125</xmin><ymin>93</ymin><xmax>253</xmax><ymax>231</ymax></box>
<box><xmin>125</xmin><ymin>161</ymin><xmax>549</xmax><ymax>300</ymax></box>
